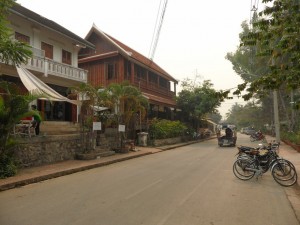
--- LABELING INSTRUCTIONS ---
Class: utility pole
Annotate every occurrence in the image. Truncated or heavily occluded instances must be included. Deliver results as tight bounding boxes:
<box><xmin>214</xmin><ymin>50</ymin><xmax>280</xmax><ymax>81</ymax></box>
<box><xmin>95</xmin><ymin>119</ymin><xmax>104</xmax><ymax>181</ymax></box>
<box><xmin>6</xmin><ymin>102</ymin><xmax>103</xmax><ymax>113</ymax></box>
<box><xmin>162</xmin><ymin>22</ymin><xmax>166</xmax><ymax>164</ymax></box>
<box><xmin>290</xmin><ymin>89</ymin><xmax>295</xmax><ymax>131</ymax></box>
<box><xmin>271</xmin><ymin>56</ymin><xmax>280</xmax><ymax>142</ymax></box>
<box><xmin>273</xmin><ymin>90</ymin><xmax>280</xmax><ymax>142</ymax></box>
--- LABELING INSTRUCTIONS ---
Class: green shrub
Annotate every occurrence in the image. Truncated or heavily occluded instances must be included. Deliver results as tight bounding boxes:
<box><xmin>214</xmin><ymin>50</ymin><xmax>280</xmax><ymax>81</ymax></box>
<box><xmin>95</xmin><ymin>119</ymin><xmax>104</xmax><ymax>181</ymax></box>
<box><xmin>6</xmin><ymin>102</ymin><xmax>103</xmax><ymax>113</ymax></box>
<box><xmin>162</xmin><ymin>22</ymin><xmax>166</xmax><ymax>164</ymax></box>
<box><xmin>0</xmin><ymin>153</ymin><xmax>17</xmax><ymax>179</ymax></box>
<box><xmin>281</xmin><ymin>131</ymin><xmax>300</xmax><ymax>145</ymax></box>
<box><xmin>149</xmin><ymin>119</ymin><xmax>187</xmax><ymax>139</ymax></box>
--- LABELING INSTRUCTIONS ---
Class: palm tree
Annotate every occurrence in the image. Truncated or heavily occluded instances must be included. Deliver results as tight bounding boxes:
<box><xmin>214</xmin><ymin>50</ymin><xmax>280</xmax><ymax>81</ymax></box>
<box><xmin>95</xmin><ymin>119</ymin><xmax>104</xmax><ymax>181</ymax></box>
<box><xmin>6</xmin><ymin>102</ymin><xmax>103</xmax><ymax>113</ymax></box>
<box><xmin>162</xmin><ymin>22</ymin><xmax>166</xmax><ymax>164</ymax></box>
<box><xmin>68</xmin><ymin>83</ymin><xmax>105</xmax><ymax>153</ymax></box>
<box><xmin>101</xmin><ymin>82</ymin><xmax>149</xmax><ymax>147</ymax></box>
<box><xmin>69</xmin><ymin>82</ymin><xmax>148</xmax><ymax>151</ymax></box>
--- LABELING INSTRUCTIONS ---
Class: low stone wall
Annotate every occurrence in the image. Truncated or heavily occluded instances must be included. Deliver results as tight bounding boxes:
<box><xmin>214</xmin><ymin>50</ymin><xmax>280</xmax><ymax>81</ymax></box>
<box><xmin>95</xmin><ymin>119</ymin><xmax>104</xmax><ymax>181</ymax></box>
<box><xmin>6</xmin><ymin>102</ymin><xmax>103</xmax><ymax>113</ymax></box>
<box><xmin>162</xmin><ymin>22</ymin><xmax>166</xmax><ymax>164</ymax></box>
<box><xmin>152</xmin><ymin>137</ymin><xmax>183</xmax><ymax>146</ymax></box>
<box><xmin>14</xmin><ymin>134</ymin><xmax>82</xmax><ymax>168</ymax></box>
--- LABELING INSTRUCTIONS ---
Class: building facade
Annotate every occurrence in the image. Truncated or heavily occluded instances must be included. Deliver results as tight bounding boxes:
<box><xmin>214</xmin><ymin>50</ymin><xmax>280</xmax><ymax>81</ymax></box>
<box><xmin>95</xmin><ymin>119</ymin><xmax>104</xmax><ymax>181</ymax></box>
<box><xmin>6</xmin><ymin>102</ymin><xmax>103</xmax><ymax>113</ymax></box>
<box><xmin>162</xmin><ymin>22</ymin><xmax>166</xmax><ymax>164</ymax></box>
<box><xmin>78</xmin><ymin>25</ymin><xmax>178</xmax><ymax>121</ymax></box>
<box><xmin>1</xmin><ymin>4</ymin><xmax>94</xmax><ymax>123</ymax></box>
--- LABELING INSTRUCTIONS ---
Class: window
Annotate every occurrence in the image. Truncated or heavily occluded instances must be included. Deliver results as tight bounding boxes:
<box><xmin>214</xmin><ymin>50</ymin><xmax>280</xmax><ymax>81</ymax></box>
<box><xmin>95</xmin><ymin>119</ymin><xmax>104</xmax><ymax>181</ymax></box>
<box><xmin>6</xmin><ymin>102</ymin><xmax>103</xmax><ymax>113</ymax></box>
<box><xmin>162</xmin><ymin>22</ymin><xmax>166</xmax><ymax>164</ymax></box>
<box><xmin>159</xmin><ymin>77</ymin><xmax>168</xmax><ymax>88</ymax></box>
<box><xmin>41</xmin><ymin>42</ymin><xmax>53</xmax><ymax>59</ymax></box>
<box><xmin>107</xmin><ymin>63</ymin><xmax>115</xmax><ymax>80</ymax></box>
<box><xmin>15</xmin><ymin>32</ymin><xmax>30</xmax><ymax>44</ymax></box>
<box><xmin>124</xmin><ymin>60</ymin><xmax>131</xmax><ymax>80</ymax></box>
<box><xmin>149</xmin><ymin>72</ymin><xmax>158</xmax><ymax>84</ymax></box>
<box><xmin>134</xmin><ymin>65</ymin><xmax>146</xmax><ymax>80</ymax></box>
<box><xmin>62</xmin><ymin>49</ymin><xmax>72</xmax><ymax>65</ymax></box>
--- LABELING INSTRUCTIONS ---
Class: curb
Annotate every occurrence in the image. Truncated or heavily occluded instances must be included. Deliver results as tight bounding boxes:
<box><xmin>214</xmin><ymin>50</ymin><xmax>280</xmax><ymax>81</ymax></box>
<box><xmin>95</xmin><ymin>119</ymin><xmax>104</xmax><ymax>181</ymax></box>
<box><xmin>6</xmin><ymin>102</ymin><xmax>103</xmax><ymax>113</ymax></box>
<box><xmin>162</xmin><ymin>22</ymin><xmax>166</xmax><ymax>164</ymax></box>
<box><xmin>157</xmin><ymin>137</ymin><xmax>217</xmax><ymax>151</ymax></box>
<box><xmin>0</xmin><ymin>152</ymin><xmax>152</xmax><ymax>192</ymax></box>
<box><xmin>0</xmin><ymin>137</ymin><xmax>216</xmax><ymax>192</ymax></box>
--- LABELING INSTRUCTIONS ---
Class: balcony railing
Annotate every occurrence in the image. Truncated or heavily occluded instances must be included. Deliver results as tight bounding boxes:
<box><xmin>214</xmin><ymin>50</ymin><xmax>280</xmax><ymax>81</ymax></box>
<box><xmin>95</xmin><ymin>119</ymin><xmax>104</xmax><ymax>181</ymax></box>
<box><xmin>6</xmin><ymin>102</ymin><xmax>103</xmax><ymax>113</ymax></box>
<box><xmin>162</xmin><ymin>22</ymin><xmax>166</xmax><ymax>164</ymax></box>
<box><xmin>23</xmin><ymin>47</ymin><xmax>87</xmax><ymax>83</ymax></box>
<box><xmin>133</xmin><ymin>79</ymin><xmax>175</xmax><ymax>98</ymax></box>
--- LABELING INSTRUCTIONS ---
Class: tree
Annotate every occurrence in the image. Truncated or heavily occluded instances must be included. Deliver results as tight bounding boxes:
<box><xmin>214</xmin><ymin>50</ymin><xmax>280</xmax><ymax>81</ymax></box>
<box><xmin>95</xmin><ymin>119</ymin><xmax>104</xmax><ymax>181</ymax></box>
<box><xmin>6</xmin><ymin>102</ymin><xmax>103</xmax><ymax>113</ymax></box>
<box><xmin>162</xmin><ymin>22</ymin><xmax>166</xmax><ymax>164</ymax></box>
<box><xmin>176</xmin><ymin>79</ymin><xmax>222</xmax><ymax>130</ymax></box>
<box><xmin>207</xmin><ymin>111</ymin><xmax>222</xmax><ymax>124</ymax></box>
<box><xmin>226</xmin><ymin>0</ymin><xmax>300</xmax><ymax>131</ymax></box>
<box><xmin>0</xmin><ymin>0</ymin><xmax>32</xmax><ymax>65</ymax></box>
<box><xmin>235</xmin><ymin>0</ymin><xmax>300</xmax><ymax>98</ymax></box>
<box><xmin>225</xmin><ymin>102</ymin><xmax>265</xmax><ymax>130</ymax></box>
<box><xmin>225</xmin><ymin>20</ymin><xmax>276</xmax><ymax>130</ymax></box>
<box><xmin>0</xmin><ymin>82</ymin><xmax>38</xmax><ymax>178</ymax></box>
<box><xmin>68</xmin><ymin>83</ymin><xmax>105</xmax><ymax>152</ymax></box>
<box><xmin>0</xmin><ymin>0</ymin><xmax>34</xmax><ymax>178</ymax></box>
<box><xmin>101</xmin><ymin>82</ymin><xmax>149</xmax><ymax>140</ymax></box>
<box><xmin>226</xmin><ymin>20</ymin><xmax>271</xmax><ymax>82</ymax></box>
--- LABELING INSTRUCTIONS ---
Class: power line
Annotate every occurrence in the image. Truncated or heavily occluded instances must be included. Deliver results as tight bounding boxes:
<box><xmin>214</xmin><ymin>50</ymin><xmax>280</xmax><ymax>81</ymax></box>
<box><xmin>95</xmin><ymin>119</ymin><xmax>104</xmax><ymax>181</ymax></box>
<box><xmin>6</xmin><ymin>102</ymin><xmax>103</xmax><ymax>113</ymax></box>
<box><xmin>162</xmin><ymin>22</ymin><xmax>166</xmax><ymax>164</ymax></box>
<box><xmin>148</xmin><ymin>0</ymin><xmax>168</xmax><ymax>61</ymax></box>
<box><xmin>148</xmin><ymin>0</ymin><xmax>162</xmax><ymax>58</ymax></box>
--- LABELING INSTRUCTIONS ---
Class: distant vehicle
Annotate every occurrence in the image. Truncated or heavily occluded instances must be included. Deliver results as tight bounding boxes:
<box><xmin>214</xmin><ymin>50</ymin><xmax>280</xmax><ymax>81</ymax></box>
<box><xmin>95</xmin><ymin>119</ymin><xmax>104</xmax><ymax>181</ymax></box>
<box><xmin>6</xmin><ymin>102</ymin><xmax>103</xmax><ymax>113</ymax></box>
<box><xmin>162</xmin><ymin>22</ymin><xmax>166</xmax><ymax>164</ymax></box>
<box><xmin>217</xmin><ymin>124</ymin><xmax>237</xmax><ymax>147</ymax></box>
<box><xmin>250</xmin><ymin>130</ymin><xmax>266</xmax><ymax>142</ymax></box>
<box><xmin>242</xmin><ymin>127</ymin><xmax>256</xmax><ymax>135</ymax></box>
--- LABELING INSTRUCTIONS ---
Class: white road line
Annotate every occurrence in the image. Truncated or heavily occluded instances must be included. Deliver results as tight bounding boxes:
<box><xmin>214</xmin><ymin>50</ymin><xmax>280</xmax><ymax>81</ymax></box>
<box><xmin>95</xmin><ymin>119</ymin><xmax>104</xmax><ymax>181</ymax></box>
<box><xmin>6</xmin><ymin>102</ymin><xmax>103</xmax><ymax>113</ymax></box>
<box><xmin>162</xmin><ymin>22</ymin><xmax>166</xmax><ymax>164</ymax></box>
<box><xmin>124</xmin><ymin>179</ymin><xmax>162</xmax><ymax>200</ymax></box>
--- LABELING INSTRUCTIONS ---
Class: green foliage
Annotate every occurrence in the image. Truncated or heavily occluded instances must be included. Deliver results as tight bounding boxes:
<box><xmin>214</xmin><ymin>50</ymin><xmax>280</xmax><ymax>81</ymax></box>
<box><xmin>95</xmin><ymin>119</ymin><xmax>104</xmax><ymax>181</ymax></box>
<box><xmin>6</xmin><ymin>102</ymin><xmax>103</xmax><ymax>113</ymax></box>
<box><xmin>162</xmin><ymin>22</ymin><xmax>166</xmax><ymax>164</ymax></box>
<box><xmin>69</xmin><ymin>82</ymin><xmax>149</xmax><ymax>150</ymax></box>
<box><xmin>224</xmin><ymin>1</ymin><xmax>300</xmax><ymax>135</ymax></box>
<box><xmin>0</xmin><ymin>81</ymin><xmax>38</xmax><ymax>178</ymax></box>
<box><xmin>0</xmin><ymin>152</ymin><xmax>17</xmax><ymax>178</ymax></box>
<box><xmin>236</xmin><ymin>0</ymin><xmax>300</xmax><ymax>99</ymax></box>
<box><xmin>226</xmin><ymin>21</ymin><xmax>270</xmax><ymax>85</ymax></box>
<box><xmin>0</xmin><ymin>0</ymin><xmax>32</xmax><ymax>66</ymax></box>
<box><xmin>281</xmin><ymin>131</ymin><xmax>300</xmax><ymax>145</ymax></box>
<box><xmin>176</xmin><ymin>79</ymin><xmax>223</xmax><ymax>129</ymax></box>
<box><xmin>0</xmin><ymin>0</ymin><xmax>36</xmax><ymax>178</ymax></box>
<box><xmin>225</xmin><ymin>102</ymin><xmax>267</xmax><ymax>130</ymax></box>
<box><xmin>69</xmin><ymin>83</ymin><xmax>106</xmax><ymax>152</ymax></box>
<box><xmin>207</xmin><ymin>111</ymin><xmax>222</xmax><ymax>124</ymax></box>
<box><xmin>149</xmin><ymin>119</ymin><xmax>187</xmax><ymax>139</ymax></box>
<box><xmin>103</xmin><ymin>82</ymin><xmax>149</xmax><ymax>126</ymax></box>
<box><xmin>0</xmin><ymin>81</ymin><xmax>37</xmax><ymax>151</ymax></box>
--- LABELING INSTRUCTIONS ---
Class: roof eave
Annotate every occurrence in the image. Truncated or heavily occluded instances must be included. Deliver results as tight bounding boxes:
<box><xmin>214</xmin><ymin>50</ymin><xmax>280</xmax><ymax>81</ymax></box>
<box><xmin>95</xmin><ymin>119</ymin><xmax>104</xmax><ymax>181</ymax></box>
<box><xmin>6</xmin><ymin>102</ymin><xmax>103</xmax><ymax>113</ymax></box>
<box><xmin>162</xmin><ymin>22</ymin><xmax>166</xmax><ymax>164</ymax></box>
<box><xmin>10</xmin><ymin>5</ymin><xmax>95</xmax><ymax>50</ymax></box>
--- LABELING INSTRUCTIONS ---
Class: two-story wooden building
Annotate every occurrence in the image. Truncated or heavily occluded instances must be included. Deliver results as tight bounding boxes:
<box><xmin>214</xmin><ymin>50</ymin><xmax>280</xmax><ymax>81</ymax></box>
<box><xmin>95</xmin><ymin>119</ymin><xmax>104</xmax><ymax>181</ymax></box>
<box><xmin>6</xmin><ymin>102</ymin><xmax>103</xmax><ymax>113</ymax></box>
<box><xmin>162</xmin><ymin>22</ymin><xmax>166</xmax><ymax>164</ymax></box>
<box><xmin>1</xmin><ymin>3</ymin><xmax>95</xmax><ymax>124</ymax></box>
<box><xmin>78</xmin><ymin>24</ymin><xmax>178</xmax><ymax>121</ymax></box>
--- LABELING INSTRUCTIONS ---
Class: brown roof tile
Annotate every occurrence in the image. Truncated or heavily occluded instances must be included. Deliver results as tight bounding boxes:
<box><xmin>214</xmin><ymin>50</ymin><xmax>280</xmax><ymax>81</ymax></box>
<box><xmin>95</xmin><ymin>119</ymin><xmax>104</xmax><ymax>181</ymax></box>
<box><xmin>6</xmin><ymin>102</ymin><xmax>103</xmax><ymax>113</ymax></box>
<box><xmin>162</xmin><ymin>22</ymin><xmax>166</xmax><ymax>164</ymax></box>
<box><xmin>143</xmin><ymin>92</ymin><xmax>176</xmax><ymax>107</ymax></box>
<box><xmin>84</xmin><ymin>25</ymin><xmax>177</xmax><ymax>83</ymax></box>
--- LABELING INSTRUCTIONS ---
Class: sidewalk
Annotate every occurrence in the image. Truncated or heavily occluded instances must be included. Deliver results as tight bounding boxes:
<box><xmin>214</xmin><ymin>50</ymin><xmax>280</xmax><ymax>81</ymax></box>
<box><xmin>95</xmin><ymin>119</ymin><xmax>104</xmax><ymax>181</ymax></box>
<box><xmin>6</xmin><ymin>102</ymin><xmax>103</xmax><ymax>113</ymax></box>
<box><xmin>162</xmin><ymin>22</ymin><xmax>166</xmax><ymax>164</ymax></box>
<box><xmin>1</xmin><ymin>138</ymin><xmax>300</xmax><ymax>192</ymax></box>
<box><xmin>0</xmin><ymin>139</ymin><xmax>202</xmax><ymax>192</ymax></box>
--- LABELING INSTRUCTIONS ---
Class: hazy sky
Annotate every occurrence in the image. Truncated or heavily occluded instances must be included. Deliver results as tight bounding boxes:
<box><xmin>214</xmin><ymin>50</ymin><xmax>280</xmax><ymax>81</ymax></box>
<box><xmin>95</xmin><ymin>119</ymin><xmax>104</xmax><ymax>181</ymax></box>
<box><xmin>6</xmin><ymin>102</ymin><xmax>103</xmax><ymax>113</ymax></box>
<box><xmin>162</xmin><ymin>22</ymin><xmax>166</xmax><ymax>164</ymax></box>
<box><xmin>16</xmin><ymin>0</ymin><xmax>263</xmax><ymax>118</ymax></box>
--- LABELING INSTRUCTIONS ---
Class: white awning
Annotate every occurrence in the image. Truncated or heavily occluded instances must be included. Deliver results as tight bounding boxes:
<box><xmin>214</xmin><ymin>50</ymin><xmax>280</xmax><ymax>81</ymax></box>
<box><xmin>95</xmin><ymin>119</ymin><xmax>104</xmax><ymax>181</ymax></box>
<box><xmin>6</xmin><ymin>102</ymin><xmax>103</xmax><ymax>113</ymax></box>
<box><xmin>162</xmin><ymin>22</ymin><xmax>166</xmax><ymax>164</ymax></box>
<box><xmin>16</xmin><ymin>66</ymin><xmax>80</xmax><ymax>105</ymax></box>
<box><xmin>92</xmin><ymin>105</ymin><xmax>109</xmax><ymax>112</ymax></box>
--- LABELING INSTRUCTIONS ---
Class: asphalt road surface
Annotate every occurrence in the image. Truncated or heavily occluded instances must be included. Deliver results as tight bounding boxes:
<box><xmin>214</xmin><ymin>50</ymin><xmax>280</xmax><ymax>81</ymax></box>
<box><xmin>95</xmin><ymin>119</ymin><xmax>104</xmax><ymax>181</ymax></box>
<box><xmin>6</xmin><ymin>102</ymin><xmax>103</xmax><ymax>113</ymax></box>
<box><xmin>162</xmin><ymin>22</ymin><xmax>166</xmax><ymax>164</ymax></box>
<box><xmin>0</xmin><ymin>134</ymin><xmax>299</xmax><ymax>225</ymax></box>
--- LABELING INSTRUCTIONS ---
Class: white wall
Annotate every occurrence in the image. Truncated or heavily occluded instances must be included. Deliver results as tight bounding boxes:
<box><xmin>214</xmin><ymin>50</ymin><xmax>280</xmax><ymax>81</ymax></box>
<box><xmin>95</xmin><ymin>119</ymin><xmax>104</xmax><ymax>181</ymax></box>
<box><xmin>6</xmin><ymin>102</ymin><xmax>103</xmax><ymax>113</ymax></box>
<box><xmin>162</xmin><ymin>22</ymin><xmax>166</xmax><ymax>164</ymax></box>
<box><xmin>8</xmin><ymin>13</ymin><xmax>80</xmax><ymax>67</ymax></box>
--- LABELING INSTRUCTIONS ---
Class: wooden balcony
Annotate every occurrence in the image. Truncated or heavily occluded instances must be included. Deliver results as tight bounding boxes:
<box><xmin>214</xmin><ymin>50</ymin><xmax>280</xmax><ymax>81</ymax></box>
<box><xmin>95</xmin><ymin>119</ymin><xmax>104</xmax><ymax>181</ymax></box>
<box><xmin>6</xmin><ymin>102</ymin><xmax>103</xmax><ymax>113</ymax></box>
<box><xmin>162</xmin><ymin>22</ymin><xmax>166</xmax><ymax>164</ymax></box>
<box><xmin>133</xmin><ymin>79</ymin><xmax>175</xmax><ymax>98</ymax></box>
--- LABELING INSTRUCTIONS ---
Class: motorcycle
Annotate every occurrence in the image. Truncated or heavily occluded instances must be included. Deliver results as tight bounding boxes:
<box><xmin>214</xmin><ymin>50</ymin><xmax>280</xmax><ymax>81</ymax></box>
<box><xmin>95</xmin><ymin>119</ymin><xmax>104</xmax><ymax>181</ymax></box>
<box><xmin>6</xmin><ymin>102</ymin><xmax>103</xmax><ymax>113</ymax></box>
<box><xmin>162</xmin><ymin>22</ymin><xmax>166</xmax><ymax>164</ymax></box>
<box><xmin>250</xmin><ymin>130</ymin><xmax>266</xmax><ymax>142</ymax></box>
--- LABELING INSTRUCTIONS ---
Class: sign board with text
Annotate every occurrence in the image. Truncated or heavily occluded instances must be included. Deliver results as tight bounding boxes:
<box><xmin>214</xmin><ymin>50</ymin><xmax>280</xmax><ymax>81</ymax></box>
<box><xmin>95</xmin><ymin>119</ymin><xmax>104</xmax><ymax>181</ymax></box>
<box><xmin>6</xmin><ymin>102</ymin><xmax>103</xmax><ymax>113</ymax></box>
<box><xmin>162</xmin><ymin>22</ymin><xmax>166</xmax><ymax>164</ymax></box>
<box><xmin>93</xmin><ymin>122</ymin><xmax>102</xmax><ymax>131</ymax></box>
<box><xmin>118</xmin><ymin>124</ymin><xmax>125</xmax><ymax>132</ymax></box>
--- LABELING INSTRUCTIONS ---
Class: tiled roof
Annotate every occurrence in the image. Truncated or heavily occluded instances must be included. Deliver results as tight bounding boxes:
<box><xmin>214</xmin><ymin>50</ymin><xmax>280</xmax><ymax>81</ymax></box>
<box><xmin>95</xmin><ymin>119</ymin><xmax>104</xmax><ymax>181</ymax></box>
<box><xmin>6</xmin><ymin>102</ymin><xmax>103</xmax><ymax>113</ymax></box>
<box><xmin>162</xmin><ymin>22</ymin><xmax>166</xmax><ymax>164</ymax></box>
<box><xmin>10</xmin><ymin>4</ymin><xmax>95</xmax><ymax>49</ymax></box>
<box><xmin>85</xmin><ymin>25</ymin><xmax>177</xmax><ymax>83</ymax></box>
<box><xmin>142</xmin><ymin>92</ymin><xmax>176</xmax><ymax>107</ymax></box>
<box><xmin>108</xmin><ymin>35</ymin><xmax>177</xmax><ymax>83</ymax></box>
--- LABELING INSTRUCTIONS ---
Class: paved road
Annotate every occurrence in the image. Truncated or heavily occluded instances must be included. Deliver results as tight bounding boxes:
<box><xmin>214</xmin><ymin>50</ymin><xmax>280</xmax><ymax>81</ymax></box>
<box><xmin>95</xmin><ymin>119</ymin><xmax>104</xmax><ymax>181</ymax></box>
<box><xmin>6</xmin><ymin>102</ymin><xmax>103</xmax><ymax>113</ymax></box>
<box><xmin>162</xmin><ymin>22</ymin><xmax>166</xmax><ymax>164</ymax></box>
<box><xmin>0</xmin><ymin>135</ymin><xmax>299</xmax><ymax>225</ymax></box>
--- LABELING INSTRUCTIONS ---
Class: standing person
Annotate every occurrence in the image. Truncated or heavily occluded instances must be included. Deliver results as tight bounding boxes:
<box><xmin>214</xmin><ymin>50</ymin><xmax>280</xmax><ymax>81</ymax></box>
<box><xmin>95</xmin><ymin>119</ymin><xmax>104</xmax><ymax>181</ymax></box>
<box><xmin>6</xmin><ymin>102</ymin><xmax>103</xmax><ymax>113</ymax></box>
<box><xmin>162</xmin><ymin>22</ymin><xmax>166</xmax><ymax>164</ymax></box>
<box><xmin>31</xmin><ymin>105</ymin><xmax>42</xmax><ymax>135</ymax></box>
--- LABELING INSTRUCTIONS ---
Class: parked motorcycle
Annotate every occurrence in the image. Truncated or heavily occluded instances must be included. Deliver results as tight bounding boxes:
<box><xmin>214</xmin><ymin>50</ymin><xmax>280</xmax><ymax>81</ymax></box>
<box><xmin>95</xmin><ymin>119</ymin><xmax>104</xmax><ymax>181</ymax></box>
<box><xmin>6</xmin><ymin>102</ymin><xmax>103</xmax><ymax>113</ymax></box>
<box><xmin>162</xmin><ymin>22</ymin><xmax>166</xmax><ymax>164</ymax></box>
<box><xmin>250</xmin><ymin>130</ymin><xmax>266</xmax><ymax>142</ymax></box>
